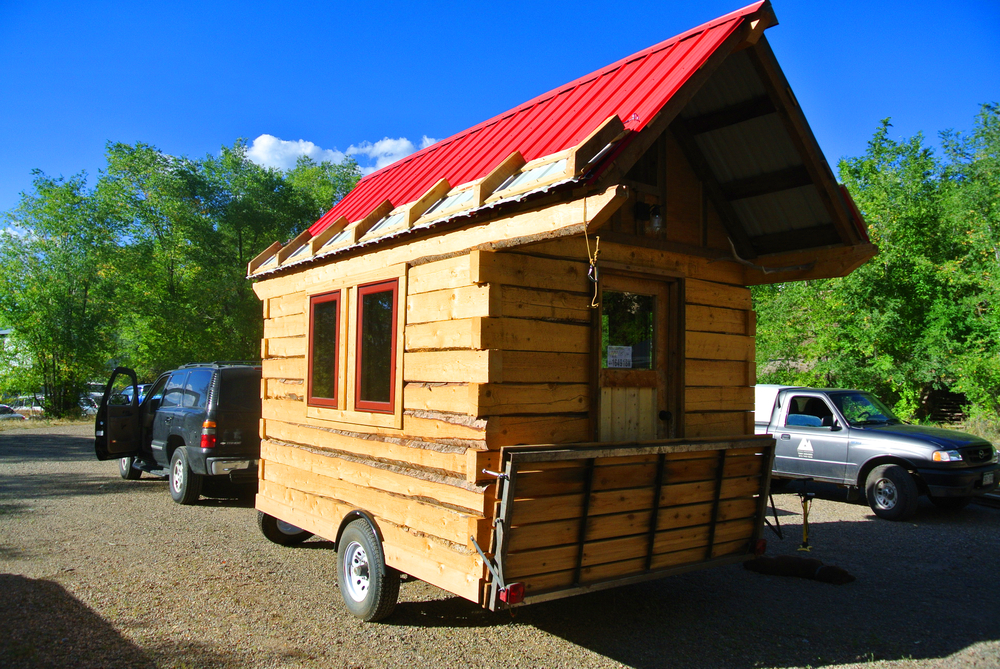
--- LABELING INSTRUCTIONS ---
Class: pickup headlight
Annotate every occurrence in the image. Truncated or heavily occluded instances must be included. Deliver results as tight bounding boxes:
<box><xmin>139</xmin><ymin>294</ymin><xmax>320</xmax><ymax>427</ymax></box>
<box><xmin>932</xmin><ymin>450</ymin><xmax>963</xmax><ymax>462</ymax></box>
<box><xmin>990</xmin><ymin>448</ymin><xmax>998</xmax><ymax>464</ymax></box>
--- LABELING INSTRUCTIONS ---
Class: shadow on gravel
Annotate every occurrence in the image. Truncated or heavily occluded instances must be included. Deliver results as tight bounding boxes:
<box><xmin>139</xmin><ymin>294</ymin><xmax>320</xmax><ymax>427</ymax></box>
<box><xmin>389</xmin><ymin>597</ymin><xmax>508</xmax><ymax>628</ymax></box>
<box><xmin>0</xmin><ymin>573</ymin><xmax>154</xmax><ymax>669</ymax></box>
<box><xmin>520</xmin><ymin>502</ymin><xmax>1000</xmax><ymax>669</ymax></box>
<box><xmin>0</xmin><ymin>473</ymin><xmax>166</xmax><ymax>502</ymax></box>
<box><xmin>0</xmin><ymin>433</ymin><xmax>93</xmax><ymax>464</ymax></box>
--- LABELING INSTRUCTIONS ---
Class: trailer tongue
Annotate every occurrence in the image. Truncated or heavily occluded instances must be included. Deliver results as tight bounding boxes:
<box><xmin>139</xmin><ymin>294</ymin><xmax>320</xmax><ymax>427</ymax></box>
<box><xmin>479</xmin><ymin>436</ymin><xmax>775</xmax><ymax>610</ymax></box>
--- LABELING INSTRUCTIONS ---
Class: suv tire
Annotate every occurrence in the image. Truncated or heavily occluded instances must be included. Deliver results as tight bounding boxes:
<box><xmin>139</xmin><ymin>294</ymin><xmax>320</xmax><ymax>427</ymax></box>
<box><xmin>865</xmin><ymin>464</ymin><xmax>918</xmax><ymax>521</ymax></box>
<box><xmin>169</xmin><ymin>449</ymin><xmax>202</xmax><ymax>505</ymax></box>
<box><xmin>119</xmin><ymin>456</ymin><xmax>142</xmax><ymax>480</ymax></box>
<box><xmin>257</xmin><ymin>512</ymin><xmax>313</xmax><ymax>546</ymax></box>
<box><xmin>336</xmin><ymin>519</ymin><xmax>400</xmax><ymax>621</ymax></box>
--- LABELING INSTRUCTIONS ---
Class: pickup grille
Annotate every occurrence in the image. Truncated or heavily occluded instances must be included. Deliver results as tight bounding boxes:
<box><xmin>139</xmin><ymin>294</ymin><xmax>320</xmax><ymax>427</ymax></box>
<box><xmin>961</xmin><ymin>445</ymin><xmax>995</xmax><ymax>465</ymax></box>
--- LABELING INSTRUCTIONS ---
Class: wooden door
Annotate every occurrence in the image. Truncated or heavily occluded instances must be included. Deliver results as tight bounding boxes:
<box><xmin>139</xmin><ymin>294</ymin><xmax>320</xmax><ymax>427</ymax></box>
<box><xmin>597</xmin><ymin>274</ymin><xmax>680</xmax><ymax>441</ymax></box>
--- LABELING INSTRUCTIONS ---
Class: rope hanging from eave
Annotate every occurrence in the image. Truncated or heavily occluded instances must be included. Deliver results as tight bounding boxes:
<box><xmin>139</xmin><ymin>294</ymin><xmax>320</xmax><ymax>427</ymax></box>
<box><xmin>583</xmin><ymin>196</ymin><xmax>600</xmax><ymax>308</ymax></box>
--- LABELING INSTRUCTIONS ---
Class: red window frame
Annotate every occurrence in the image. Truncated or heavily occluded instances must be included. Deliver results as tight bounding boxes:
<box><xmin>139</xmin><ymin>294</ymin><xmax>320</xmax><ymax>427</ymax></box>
<box><xmin>307</xmin><ymin>291</ymin><xmax>341</xmax><ymax>407</ymax></box>
<box><xmin>354</xmin><ymin>279</ymin><xmax>398</xmax><ymax>414</ymax></box>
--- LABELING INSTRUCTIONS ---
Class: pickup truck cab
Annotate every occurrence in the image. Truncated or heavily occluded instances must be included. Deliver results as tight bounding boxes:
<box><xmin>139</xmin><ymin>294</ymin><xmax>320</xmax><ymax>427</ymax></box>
<box><xmin>94</xmin><ymin>363</ymin><xmax>262</xmax><ymax>504</ymax></box>
<box><xmin>755</xmin><ymin>385</ymin><xmax>999</xmax><ymax>520</ymax></box>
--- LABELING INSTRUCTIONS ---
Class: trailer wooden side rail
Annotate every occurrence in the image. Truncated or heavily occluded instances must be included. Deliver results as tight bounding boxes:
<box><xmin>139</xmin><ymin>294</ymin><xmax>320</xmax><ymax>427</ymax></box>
<box><xmin>485</xmin><ymin>435</ymin><xmax>774</xmax><ymax>609</ymax></box>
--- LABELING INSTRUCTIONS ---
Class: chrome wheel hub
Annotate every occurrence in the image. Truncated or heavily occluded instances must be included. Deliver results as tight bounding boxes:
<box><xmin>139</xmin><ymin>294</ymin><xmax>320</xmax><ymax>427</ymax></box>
<box><xmin>873</xmin><ymin>477</ymin><xmax>897</xmax><ymax>509</ymax></box>
<box><xmin>343</xmin><ymin>541</ymin><xmax>370</xmax><ymax>603</ymax></box>
<box><xmin>171</xmin><ymin>458</ymin><xmax>184</xmax><ymax>493</ymax></box>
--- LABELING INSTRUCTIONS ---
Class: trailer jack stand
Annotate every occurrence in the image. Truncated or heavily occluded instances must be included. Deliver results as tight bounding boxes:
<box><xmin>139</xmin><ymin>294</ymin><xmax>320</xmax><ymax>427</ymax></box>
<box><xmin>797</xmin><ymin>492</ymin><xmax>815</xmax><ymax>551</ymax></box>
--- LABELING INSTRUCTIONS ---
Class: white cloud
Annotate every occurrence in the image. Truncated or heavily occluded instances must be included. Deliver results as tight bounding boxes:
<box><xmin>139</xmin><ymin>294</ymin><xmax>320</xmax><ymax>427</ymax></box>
<box><xmin>347</xmin><ymin>135</ymin><xmax>439</xmax><ymax>174</ymax></box>
<box><xmin>246</xmin><ymin>134</ymin><xmax>347</xmax><ymax>170</ymax></box>
<box><xmin>248</xmin><ymin>133</ymin><xmax>440</xmax><ymax>175</ymax></box>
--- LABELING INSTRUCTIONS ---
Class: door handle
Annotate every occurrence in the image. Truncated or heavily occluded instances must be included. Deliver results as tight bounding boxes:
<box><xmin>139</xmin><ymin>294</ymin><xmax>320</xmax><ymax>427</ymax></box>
<box><xmin>779</xmin><ymin>434</ymin><xmax>790</xmax><ymax>440</ymax></box>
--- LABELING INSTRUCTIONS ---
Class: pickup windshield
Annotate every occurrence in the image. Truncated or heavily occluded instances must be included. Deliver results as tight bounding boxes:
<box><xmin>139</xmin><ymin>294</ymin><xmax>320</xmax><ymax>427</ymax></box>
<box><xmin>829</xmin><ymin>391</ymin><xmax>902</xmax><ymax>427</ymax></box>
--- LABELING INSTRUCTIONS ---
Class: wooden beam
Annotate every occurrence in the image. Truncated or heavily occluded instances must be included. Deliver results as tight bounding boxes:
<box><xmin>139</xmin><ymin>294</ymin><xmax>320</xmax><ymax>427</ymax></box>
<box><xmin>353</xmin><ymin>200</ymin><xmax>396</xmax><ymax>240</ymax></box>
<box><xmin>670</xmin><ymin>120</ymin><xmax>758</xmax><ymax>259</ymax></box>
<box><xmin>474</xmin><ymin>151</ymin><xmax>526</xmax><ymax>206</ymax></box>
<box><xmin>683</xmin><ymin>96</ymin><xmax>776</xmax><ymax>135</ymax></box>
<box><xmin>569</xmin><ymin>115</ymin><xmax>628</xmax><ymax>176</ymax></box>
<box><xmin>408</xmin><ymin>178</ymin><xmax>452</xmax><ymax>227</ymax></box>
<box><xmin>248</xmin><ymin>240</ymin><xmax>281</xmax><ymax>276</ymax></box>
<box><xmin>721</xmin><ymin>165</ymin><xmax>813</xmax><ymax>201</ymax></box>
<box><xmin>746</xmin><ymin>36</ymin><xmax>861</xmax><ymax>246</ymax></box>
<box><xmin>743</xmin><ymin>242</ymin><xmax>878</xmax><ymax>286</ymax></box>
<box><xmin>750</xmin><ymin>224</ymin><xmax>841</xmax><ymax>255</ymax></box>
<box><xmin>309</xmin><ymin>216</ymin><xmax>348</xmax><ymax>255</ymax></box>
<box><xmin>276</xmin><ymin>228</ymin><xmax>313</xmax><ymax>265</ymax></box>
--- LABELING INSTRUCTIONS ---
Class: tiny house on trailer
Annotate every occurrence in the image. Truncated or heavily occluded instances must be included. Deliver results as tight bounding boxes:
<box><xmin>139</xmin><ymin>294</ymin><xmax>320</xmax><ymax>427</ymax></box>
<box><xmin>247</xmin><ymin>1</ymin><xmax>875</xmax><ymax>620</ymax></box>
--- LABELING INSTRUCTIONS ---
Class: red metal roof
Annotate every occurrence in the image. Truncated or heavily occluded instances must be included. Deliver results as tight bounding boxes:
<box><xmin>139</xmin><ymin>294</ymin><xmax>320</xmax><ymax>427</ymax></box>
<box><xmin>309</xmin><ymin>2</ymin><xmax>767</xmax><ymax>236</ymax></box>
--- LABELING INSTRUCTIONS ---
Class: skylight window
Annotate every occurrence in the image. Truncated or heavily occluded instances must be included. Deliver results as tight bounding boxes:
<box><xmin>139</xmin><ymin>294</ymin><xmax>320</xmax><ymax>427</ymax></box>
<box><xmin>320</xmin><ymin>228</ymin><xmax>352</xmax><ymax>252</ymax></box>
<box><xmin>366</xmin><ymin>211</ymin><xmax>406</xmax><ymax>236</ymax></box>
<box><xmin>421</xmin><ymin>189</ymin><xmax>474</xmax><ymax>220</ymax></box>
<box><xmin>286</xmin><ymin>243</ymin><xmax>310</xmax><ymax>262</ymax></box>
<box><xmin>496</xmin><ymin>159</ymin><xmax>568</xmax><ymax>194</ymax></box>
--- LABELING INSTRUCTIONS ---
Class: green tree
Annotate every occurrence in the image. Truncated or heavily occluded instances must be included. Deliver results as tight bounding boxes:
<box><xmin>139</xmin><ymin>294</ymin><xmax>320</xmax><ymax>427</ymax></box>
<box><xmin>0</xmin><ymin>171</ymin><xmax>118</xmax><ymax>415</ymax></box>
<box><xmin>285</xmin><ymin>155</ymin><xmax>362</xmax><ymax>220</ymax></box>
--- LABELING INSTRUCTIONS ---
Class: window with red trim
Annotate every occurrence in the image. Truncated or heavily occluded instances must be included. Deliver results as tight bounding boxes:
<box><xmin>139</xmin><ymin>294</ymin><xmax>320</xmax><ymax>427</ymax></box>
<box><xmin>308</xmin><ymin>291</ymin><xmax>341</xmax><ymax>407</ymax></box>
<box><xmin>355</xmin><ymin>279</ymin><xmax>398</xmax><ymax>413</ymax></box>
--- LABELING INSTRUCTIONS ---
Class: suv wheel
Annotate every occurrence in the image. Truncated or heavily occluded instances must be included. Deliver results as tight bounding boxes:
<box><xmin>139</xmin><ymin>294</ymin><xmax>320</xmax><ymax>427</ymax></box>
<box><xmin>865</xmin><ymin>464</ymin><xmax>919</xmax><ymax>521</ymax></box>
<box><xmin>119</xmin><ymin>456</ymin><xmax>142</xmax><ymax>480</ymax></box>
<box><xmin>169</xmin><ymin>449</ymin><xmax>202</xmax><ymax>505</ymax></box>
<box><xmin>257</xmin><ymin>512</ymin><xmax>313</xmax><ymax>546</ymax></box>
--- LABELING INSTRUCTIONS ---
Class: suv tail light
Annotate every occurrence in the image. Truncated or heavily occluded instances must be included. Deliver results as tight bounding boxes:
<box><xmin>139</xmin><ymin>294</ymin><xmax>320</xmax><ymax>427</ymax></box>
<box><xmin>200</xmin><ymin>420</ymin><xmax>217</xmax><ymax>449</ymax></box>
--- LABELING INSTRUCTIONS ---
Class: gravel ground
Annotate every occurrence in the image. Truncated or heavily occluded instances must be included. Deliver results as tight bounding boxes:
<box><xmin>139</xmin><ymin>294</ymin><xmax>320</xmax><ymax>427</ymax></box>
<box><xmin>2</xmin><ymin>424</ymin><xmax>999</xmax><ymax>669</ymax></box>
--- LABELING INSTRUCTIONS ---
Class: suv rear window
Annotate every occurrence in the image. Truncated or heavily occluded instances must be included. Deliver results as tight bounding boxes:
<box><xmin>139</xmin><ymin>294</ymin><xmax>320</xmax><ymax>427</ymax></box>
<box><xmin>217</xmin><ymin>369</ymin><xmax>261</xmax><ymax>411</ymax></box>
<box><xmin>183</xmin><ymin>369</ymin><xmax>213</xmax><ymax>409</ymax></box>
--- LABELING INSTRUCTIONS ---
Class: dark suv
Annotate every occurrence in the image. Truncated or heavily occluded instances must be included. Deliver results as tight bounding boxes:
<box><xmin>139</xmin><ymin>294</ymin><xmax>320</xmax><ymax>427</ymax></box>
<box><xmin>94</xmin><ymin>363</ymin><xmax>262</xmax><ymax>504</ymax></box>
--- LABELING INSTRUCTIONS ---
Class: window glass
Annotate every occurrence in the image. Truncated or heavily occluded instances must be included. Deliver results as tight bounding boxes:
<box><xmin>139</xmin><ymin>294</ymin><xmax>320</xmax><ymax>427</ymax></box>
<box><xmin>356</xmin><ymin>280</ymin><xmax>397</xmax><ymax>410</ymax></box>
<box><xmin>160</xmin><ymin>372</ymin><xmax>188</xmax><ymax>409</ymax></box>
<box><xmin>218</xmin><ymin>369</ymin><xmax>262</xmax><ymax>411</ymax></box>
<box><xmin>309</xmin><ymin>292</ymin><xmax>340</xmax><ymax>405</ymax></box>
<box><xmin>144</xmin><ymin>377</ymin><xmax>168</xmax><ymax>406</ymax></box>
<box><xmin>183</xmin><ymin>370</ymin><xmax>213</xmax><ymax>409</ymax></box>
<box><xmin>601</xmin><ymin>291</ymin><xmax>655</xmax><ymax>369</ymax></box>
<box><xmin>830</xmin><ymin>392</ymin><xmax>899</xmax><ymax>426</ymax></box>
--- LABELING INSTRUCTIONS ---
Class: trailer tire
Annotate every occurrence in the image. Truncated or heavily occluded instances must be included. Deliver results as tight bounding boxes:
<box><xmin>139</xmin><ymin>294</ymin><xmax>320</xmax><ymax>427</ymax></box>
<box><xmin>865</xmin><ymin>464</ymin><xmax>918</xmax><ymax>520</ymax></box>
<box><xmin>337</xmin><ymin>519</ymin><xmax>400</xmax><ymax>621</ymax></box>
<box><xmin>257</xmin><ymin>512</ymin><xmax>313</xmax><ymax>546</ymax></box>
<box><xmin>119</xmin><ymin>456</ymin><xmax>142</xmax><ymax>480</ymax></box>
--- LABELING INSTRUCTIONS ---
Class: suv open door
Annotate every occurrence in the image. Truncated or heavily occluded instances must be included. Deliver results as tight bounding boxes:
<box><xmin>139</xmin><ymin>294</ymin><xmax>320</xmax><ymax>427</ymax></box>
<box><xmin>95</xmin><ymin>367</ymin><xmax>141</xmax><ymax>460</ymax></box>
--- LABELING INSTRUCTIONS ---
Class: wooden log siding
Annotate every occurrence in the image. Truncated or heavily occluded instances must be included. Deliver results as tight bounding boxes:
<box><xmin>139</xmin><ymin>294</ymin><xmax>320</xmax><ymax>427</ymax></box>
<box><xmin>683</xmin><ymin>278</ymin><xmax>755</xmax><ymax>437</ymax></box>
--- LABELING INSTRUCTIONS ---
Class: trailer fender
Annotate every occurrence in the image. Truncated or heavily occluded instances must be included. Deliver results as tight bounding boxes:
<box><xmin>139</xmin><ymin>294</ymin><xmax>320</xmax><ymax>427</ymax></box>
<box><xmin>334</xmin><ymin>510</ymin><xmax>383</xmax><ymax>550</ymax></box>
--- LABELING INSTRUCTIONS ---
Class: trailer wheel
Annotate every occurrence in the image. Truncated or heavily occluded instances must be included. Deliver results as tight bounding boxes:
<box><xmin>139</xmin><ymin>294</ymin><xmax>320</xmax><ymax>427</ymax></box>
<box><xmin>257</xmin><ymin>512</ymin><xmax>313</xmax><ymax>546</ymax></box>
<box><xmin>865</xmin><ymin>464</ymin><xmax>918</xmax><ymax>520</ymax></box>
<box><xmin>119</xmin><ymin>456</ymin><xmax>142</xmax><ymax>480</ymax></box>
<box><xmin>336</xmin><ymin>519</ymin><xmax>400</xmax><ymax>621</ymax></box>
<box><xmin>930</xmin><ymin>495</ymin><xmax>972</xmax><ymax>511</ymax></box>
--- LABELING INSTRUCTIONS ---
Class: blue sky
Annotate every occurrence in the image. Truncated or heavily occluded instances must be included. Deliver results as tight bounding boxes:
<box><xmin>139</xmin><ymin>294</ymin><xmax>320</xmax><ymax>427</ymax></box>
<box><xmin>1</xmin><ymin>0</ymin><xmax>997</xmax><ymax>214</ymax></box>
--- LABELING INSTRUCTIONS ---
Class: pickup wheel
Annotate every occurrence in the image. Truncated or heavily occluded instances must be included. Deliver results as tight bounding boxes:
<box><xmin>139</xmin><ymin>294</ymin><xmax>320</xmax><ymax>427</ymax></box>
<box><xmin>169</xmin><ymin>449</ymin><xmax>202</xmax><ymax>505</ymax></box>
<box><xmin>930</xmin><ymin>495</ymin><xmax>972</xmax><ymax>511</ymax></box>
<box><xmin>865</xmin><ymin>464</ymin><xmax>919</xmax><ymax>520</ymax></box>
<box><xmin>257</xmin><ymin>512</ymin><xmax>313</xmax><ymax>546</ymax></box>
<box><xmin>336</xmin><ymin>519</ymin><xmax>400</xmax><ymax>622</ymax></box>
<box><xmin>119</xmin><ymin>456</ymin><xmax>142</xmax><ymax>480</ymax></box>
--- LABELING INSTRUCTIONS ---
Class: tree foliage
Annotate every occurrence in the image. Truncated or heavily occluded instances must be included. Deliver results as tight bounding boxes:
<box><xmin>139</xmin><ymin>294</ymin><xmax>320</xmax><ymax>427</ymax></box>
<box><xmin>754</xmin><ymin>103</ymin><xmax>1000</xmax><ymax>419</ymax></box>
<box><xmin>0</xmin><ymin>141</ymin><xmax>360</xmax><ymax>414</ymax></box>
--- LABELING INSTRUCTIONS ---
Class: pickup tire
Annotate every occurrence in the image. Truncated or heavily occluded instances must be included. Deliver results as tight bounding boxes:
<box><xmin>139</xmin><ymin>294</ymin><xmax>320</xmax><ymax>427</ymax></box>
<box><xmin>169</xmin><ymin>449</ymin><xmax>202</xmax><ymax>505</ymax></box>
<box><xmin>336</xmin><ymin>519</ymin><xmax>400</xmax><ymax>622</ymax></box>
<box><xmin>930</xmin><ymin>495</ymin><xmax>972</xmax><ymax>511</ymax></box>
<box><xmin>119</xmin><ymin>456</ymin><xmax>142</xmax><ymax>480</ymax></box>
<box><xmin>257</xmin><ymin>512</ymin><xmax>313</xmax><ymax>546</ymax></box>
<box><xmin>865</xmin><ymin>464</ymin><xmax>919</xmax><ymax>520</ymax></box>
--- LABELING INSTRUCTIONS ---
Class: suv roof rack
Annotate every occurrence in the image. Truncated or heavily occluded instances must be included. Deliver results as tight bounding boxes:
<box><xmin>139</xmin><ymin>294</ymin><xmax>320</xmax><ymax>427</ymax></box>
<box><xmin>179</xmin><ymin>360</ymin><xmax>262</xmax><ymax>368</ymax></box>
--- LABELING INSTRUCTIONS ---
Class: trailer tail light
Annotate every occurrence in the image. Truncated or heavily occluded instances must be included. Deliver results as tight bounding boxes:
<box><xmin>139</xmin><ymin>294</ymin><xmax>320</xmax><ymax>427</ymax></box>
<box><xmin>754</xmin><ymin>539</ymin><xmax>767</xmax><ymax>556</ymax></box>
<box><xmin>499</xmin><ymin>582</ymin><xmax>525</xmax><ymax>604</ymax></box>
<box><xmin>200</xmin><ymin>420</ymin><xmax>217</xmax><ymax>449</ymax></box>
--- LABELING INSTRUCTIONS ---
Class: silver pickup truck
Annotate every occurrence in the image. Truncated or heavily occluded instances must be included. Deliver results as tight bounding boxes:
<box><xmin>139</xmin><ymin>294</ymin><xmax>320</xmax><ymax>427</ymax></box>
<box><xmin>754</xmin><ymin>385</ymin><xmax>999</xmax><ymax>520</ymax></box>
